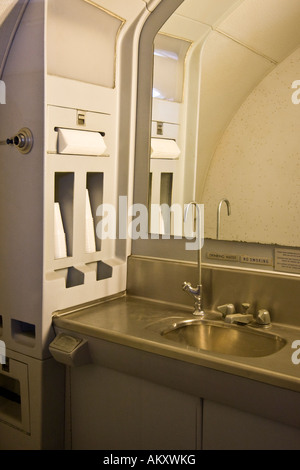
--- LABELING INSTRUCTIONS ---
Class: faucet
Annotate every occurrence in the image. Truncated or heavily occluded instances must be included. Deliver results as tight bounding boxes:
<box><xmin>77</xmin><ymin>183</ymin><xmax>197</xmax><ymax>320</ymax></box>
<box><xmin>217</xmin><ymin>302</ymin><xmax>272</xmax><ymax>327</ymax></box>
<box><xmin>255</xmin><ymin>309</ymin><xmax>271</xmax><ymax>328</ymax></box>
<box><xmin>182</xmin><ymin>202</ymin><xmax>205</xmax><ymax>316</ymax></box>
<box><xmin>217</xmin><ymin>198</ymin><xmax>231</xmax><ymax>239</ymax></box>
<box><xmin>217</xmin><ymin>302</ymin><xmax>253</xmax><ymax>324</ymax></box>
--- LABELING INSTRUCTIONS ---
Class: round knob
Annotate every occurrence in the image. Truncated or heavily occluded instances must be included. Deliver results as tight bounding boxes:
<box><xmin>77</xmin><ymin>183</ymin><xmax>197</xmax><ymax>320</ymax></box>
<box><xmin>257</xmin><ymin>309</ymin><xmax>271</xmax><ymax>325</ymax></box>
<box><xmin>13</xmin><ymin>128</ymin><xmax>33</xmax><ymax>154</ymax></box>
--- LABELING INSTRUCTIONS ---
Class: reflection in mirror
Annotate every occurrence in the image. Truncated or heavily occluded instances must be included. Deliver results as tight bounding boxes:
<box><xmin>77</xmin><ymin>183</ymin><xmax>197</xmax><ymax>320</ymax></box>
<box><xmin>152</xmin><ymin>33</ymin><xmax>191</xmax><ymax>102</ymax></box>
<box><xmin>148</xmin><ymin>0</ymin><xmax>300</xmax><ymax>248</ymax></box>
<box><xmin>149</xmin><ymin>32</ymin><xmax>191</xmax><ymax>236</ymax></box>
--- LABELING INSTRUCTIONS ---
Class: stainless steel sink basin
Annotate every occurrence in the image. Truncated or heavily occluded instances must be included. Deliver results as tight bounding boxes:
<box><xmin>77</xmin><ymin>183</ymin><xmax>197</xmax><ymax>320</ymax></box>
<box><xmin>161</xmin><ymin>319</ymin><xmax>286</xmax><ymax>357</ymax></box>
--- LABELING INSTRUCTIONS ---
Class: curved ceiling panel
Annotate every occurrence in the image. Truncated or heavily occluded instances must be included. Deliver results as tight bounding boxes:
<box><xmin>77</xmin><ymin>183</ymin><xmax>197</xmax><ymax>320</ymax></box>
<box><xmin>163</xmin><ymin>0</ymin><xmax>300</xmax><ymax>66</ymax></box>
<box><xmin>217</xmin><ymin>0</ymin><xmax>300</xmax><ymax>63</ymax></box>
<box><xmin>175</xmin><ymin>0</ymin><xmax>244</xmax><ymax>27</ymax></box>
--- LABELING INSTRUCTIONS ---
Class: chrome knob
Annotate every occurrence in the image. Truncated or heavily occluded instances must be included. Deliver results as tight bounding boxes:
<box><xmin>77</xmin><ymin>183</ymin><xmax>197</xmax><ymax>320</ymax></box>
<box><xmin>0</xmin><ymin>127</ymin><xmax>33</xmax><ymax>154</ymax></box>
<box><xmin>256</xmin><ymin>309</ymin><xmax>271</xmax><ymax>325</ymax></box>
<box><xmin>13</xmin><ymin>128</ymin><xmax>34</xmax><ymax>154</ymax></box>
<box><xmin>217</xmin><ymin>303</ymin><xmax>236</xmax><ymax>317</ymax></box>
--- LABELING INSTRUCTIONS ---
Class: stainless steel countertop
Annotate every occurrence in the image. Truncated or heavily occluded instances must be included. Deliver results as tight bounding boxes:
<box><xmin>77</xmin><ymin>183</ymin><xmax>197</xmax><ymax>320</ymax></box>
<box><xmin>52</xmin><ymin>293</ymin><xmax>300</xmax><ymax>393</ymax></box>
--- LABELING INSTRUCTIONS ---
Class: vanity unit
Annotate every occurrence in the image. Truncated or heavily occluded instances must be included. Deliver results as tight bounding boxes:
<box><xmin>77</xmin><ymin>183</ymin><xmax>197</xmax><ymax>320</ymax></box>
<box><xmin>51</xmin><ymin>257</ymin><xmax>300</xmax><ymax>450</ymax></box>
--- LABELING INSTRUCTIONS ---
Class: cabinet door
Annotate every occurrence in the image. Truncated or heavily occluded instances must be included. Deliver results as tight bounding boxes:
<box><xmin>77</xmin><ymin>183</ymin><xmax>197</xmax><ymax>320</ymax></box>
<box><xmin>203</xmin><ymin>400</ymin><xmax>300</xmax><ymax>450</ymax></box>
<box><xmin>70</xmin><ymin>364</ymin><xmax>202</xmax><ymax>450</ymax></box>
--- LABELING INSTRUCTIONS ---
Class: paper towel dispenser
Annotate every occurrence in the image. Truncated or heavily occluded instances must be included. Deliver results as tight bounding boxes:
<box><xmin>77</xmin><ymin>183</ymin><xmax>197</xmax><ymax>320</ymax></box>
<box><xmin>151</xmin><ymin>138</ymin><xmax>180</xmax><ymax>159</ymax></box>
<box><xmin>56</xmin><ymin>128</ymin><xmax>107</xmax><ymax>156</ymax></box>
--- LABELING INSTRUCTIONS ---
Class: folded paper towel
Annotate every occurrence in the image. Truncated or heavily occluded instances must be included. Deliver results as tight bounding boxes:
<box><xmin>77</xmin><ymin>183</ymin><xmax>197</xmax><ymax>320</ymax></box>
<box><xmin>54</xmin><ymin>202</ymin><xmax>67</xmax><ymax>259</ymax></box>
<box><xmin>151</xmin><ymin>138</ymin><xmax>180</xmax><ymax>159</ymax></box>
<box><xmin>85</xmin><ymin>189</ymin><xmax>96</xmax><ymax>253</ymax></box>
<box><xmin>57</xmin><ymin>128</ymin><xmax>107</xmax><ymax>156</ymax></box>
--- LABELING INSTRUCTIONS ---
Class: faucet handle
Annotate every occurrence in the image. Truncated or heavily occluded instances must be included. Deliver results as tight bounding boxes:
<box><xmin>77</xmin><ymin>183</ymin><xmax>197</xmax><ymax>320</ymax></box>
<box><xmin>241</xmin><ymin>302</ymin><xmax>251</xmax><ymax>314</ymax></box>
<box><xmin>256</xmin><ymin>309</ymin><xmax>271</xmax><ymax>326</ymax></box>
<box><xmin>217</xmin><ymin>303</ymin><xmax>236</xmax><ymax>317</ymax></box>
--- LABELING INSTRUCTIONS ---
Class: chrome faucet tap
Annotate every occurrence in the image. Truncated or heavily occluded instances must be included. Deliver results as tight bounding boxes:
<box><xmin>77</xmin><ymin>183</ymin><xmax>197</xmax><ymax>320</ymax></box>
<box><xmin>216</xmin><ymin>302</ymin><xmax>272</xmax><ymax>327</ymax></box>
<box><xmin>217</xmin><ymin>198</ymin><xmax>231</xmax><ymax>239</ymax></box>
<box><xmin>255</xmin><ymin>309</ymin><xmax>271</xmax><ymax>327</ymax></box>
<box><xmin>182</xmin><ymin>202</ymin><xmax>204</xmax><ymax>316</ymax></box>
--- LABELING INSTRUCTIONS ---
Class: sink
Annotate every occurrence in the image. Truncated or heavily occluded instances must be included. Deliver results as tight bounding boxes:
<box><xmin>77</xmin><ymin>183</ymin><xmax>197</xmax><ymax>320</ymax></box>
<box><xmin>161</xmin><ymin>319</ymin><xmax>286</xmax><ymax>357</ymax></box>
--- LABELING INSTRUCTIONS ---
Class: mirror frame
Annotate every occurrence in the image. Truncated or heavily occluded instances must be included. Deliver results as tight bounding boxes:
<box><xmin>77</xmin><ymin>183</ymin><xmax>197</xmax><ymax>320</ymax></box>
<box><xmin>133</xmin><ymin>0</ymin><xmax>192</xmax><ymax>260</ymax></box>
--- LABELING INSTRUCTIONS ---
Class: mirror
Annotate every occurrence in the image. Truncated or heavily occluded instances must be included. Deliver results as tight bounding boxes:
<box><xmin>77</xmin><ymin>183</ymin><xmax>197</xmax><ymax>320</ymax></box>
<box><xmin>148</xmin><ymin>0</ymin><xmax>300</xmax><ymax>248</ymax></box>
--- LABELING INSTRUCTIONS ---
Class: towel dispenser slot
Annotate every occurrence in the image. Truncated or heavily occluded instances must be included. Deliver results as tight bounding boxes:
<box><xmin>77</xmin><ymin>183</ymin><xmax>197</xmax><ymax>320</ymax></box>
<box><xmin>54</xmin><ymin>127</ymin><xmax>105</xmax><ymax>137</ymax></box>
<box><xmin>54</xmin><ymin>172</ymin><xmax>74</xmax><ymax>257</ymax></box>
<box><xmin>151</xmin><ymin>138</ymin><xmax>180</xmax><ymax>160</ymax></box>
<box><xmin>86</xmin><ymin>172</ymin><xmax>104</xmax><ymax>252</ymax></box>
<box><xmin>54</xmin><ymin>128</ymin><xmax>107</xmax><ymax>156</ymax></box>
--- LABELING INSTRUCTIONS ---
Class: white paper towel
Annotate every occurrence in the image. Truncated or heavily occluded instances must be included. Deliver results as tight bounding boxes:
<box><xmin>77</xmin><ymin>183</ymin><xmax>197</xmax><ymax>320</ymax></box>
<box><xmin>85</xmin><ymin>190</ymin><xmax>96</xmax><ymax>253</ymax></box>
<box><xmin>58</xmin><ymin>128</ymin><xmax>107</xmax><ymax>156</ymax></box>
<box><xmin>151</xmin><ymin>138</ymin><xmax>180</xmax><ymax>159</ymax></box>
<box><xmin>54</xmin><ymin>202</ymin><xmax>67</xmax><ymax>259</ymax></box>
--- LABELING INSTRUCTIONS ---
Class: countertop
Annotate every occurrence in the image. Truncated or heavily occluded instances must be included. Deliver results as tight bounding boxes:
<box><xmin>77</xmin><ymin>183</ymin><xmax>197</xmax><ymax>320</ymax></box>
<box><xmin>52</xmin><ymin>293</ymin><xmax>300</xmax><ymax>393</ymax></box>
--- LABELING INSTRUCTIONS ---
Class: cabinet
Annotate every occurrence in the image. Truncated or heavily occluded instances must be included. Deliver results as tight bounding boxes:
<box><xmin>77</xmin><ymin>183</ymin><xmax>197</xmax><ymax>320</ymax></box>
<box><xmin>70</xmin><ymin>364</ymin><xmax>202</xmax><ymax>450</ymax></box>
<box><xmin>66</xmin><ymin>343</ymin><xmax>300</xmax><ymax>450</ymax></box>
<box><xmin>53</xmin><ymin>304</ymin><xmax>300</xmax><ymax>451</ymax></box>
<box><xmin>0</xmin><ymin>349</ymin><xmax>65</xmax><ymax>450</ymax></box>
<box><xmin>203</xmin><ymin>400</ymin><xmax>300</xmax><ymax>450</ymax></box>
<box><xmin>70</xmin><ymin>366</ymin><xmax>300</xmax><ymax>450</ymax></box>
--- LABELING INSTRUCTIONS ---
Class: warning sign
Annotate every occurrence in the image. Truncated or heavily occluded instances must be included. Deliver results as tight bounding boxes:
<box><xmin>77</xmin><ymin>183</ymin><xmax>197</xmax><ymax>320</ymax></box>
<box><xmin>274</xmin><ymin>248</ymin><xmax>300</xmax><ymax>274</ymax></box>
